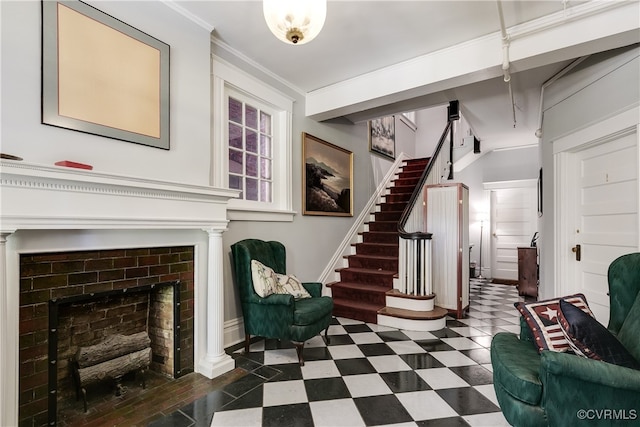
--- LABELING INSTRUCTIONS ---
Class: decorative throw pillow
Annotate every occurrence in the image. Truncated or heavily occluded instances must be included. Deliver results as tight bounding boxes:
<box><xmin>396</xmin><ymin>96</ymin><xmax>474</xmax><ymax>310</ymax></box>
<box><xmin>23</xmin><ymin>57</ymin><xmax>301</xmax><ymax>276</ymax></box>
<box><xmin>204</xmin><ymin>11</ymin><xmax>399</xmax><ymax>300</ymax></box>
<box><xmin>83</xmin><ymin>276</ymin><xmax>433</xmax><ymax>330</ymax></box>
<box><xmin>275</xmin><ymin>273</ymin><xmax>312</xmax><ymax>299</ymax></box>
<box><xmin>557</xmin><ymin>299</ymin><xmax>640</xmax><ymax>369</ymax></box>
<box><xmin>514</xmin><ymin>293</ymin><xmax>593</xmax><ymax>353</ymax></box>
<box><xmin>250</xmin><ymin>259</ymin><xmax>277</xmax><ymax>297</ymax></box>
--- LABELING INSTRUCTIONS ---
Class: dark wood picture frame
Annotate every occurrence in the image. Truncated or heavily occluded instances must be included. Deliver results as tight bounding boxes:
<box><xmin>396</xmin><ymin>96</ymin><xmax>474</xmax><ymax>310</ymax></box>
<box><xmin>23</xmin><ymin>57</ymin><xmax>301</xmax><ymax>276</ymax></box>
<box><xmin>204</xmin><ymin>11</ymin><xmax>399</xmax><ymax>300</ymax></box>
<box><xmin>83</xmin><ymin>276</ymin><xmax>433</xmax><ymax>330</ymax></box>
<box><xmin>369</xmin><ymin>116</ymin><xmax>396</xmax><ymax>160</ymax></box>
<box><xmin>302</xmin><ymin>133</ymin><xmax>353</xmax><ymax>216</ymax></box>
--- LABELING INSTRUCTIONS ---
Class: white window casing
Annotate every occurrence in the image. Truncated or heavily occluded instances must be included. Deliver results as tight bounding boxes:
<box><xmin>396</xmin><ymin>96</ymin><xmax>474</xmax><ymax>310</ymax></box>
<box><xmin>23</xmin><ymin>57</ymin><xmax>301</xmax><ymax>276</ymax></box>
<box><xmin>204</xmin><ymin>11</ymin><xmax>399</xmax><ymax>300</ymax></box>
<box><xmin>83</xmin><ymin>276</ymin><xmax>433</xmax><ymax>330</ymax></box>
<box><xmin>211</xmin><ymin>56</ymin><xmax>295</xmax><ymax>221</ymax></box>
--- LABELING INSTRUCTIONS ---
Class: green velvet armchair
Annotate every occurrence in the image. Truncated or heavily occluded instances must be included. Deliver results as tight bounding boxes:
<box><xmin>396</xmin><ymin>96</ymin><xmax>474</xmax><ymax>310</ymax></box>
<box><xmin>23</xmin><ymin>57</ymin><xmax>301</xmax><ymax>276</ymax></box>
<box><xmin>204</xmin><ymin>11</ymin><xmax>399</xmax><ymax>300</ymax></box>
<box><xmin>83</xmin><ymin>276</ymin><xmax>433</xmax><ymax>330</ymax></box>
<box><xmin>231</xmin><ymin>239</ymin><xmax>333</xmax><ymax>365</ymax></box>
<box><xmin>491</xmin><ymin>253</ymin><xmax>640</xmax><ymax>426</ymax></box>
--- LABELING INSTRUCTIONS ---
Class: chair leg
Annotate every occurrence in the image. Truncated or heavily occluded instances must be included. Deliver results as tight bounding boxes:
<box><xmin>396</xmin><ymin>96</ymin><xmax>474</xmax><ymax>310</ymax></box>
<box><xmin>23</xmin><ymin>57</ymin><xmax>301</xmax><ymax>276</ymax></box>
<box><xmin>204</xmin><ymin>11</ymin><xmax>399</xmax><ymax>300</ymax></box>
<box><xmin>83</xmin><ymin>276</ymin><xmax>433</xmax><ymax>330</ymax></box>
<box><xmin>294</xmin><ymin>342</ymin><xmax>305</xmax><ymax>366</ymax></box>
<box><xmin>324</xmin><ymin>325</ymin><xmax>330</xmax><ymax>345</ymax></box>
<box><xmin>244</xmin><ymin>334</ymin><xmax>251</xmax><ymax>354</ymax></box>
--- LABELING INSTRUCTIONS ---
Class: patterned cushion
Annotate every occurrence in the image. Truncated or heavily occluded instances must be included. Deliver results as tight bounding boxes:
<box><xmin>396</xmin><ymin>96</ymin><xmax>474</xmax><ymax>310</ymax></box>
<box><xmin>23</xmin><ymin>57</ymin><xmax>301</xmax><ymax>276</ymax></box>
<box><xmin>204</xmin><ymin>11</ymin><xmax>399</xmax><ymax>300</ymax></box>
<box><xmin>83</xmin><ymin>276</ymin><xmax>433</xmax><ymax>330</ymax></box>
<box><xmin>275</xmin><ymin>273</ymin><xmax>311</xmax><ymax>299</ymax></box>
<box><xmin>557</xmin><ymin>299</ymin><xmax>640</xmax><ymax>369</ymax></box>
<box><xmin>514</xmin><ymin>294</ymin><xmax>593</xmax><ymax>353</ymax></box>
<box><xmin>250</xmin><ymin>259</ymin><xmax>277</xmax><ymax>297</ymax></box>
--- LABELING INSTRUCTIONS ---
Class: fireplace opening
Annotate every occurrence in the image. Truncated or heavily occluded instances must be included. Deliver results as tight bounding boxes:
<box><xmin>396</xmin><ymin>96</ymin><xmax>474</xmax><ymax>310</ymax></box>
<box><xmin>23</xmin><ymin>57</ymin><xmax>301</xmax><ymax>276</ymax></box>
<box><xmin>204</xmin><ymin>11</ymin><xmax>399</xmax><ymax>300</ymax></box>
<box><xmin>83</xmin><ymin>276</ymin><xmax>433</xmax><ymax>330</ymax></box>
<box><xmin>19</xmin><ymin>246</ymin><xmax>195</xmax><ymax>427</ymax></box>
<box><xmin>49</xmin><ymin>281</ymin><xmax>181</xmax><ymax>423</ymax></box>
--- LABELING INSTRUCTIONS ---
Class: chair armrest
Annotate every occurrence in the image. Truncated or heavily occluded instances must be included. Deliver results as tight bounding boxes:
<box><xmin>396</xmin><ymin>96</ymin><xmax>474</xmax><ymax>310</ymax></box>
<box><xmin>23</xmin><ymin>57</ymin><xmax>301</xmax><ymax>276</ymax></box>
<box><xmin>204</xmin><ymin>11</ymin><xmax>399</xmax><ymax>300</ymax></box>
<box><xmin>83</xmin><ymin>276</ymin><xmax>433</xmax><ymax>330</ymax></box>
<box><xmin>540</xmin><ymin>351</ymin><xmax>640</xmax><ymax>424</ymax></box>
<box><xmin>541</xmin><ymin>351</ymin><xmax>640</xmax><ymax>391</ymax></box>
<box><xmin>302</xmin><ymin>282</ymin><xmax>323</xmax><ymax>298</ymax></box>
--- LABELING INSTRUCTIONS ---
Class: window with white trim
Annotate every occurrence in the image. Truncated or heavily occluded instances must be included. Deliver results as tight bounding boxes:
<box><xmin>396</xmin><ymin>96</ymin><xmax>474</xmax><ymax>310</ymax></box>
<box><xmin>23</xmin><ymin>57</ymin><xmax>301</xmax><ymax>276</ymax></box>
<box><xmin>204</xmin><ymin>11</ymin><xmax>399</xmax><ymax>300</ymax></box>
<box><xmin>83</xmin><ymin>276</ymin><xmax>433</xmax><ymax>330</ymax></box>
<box><xmin>227</xmin><ymin>91</ymin><xmax>273</xmax><ymax>203</ymax></box>
<box><xmin>212</xmin><ymin>57</ymin><xmax>294</xmax><ymax>221</ymax></box>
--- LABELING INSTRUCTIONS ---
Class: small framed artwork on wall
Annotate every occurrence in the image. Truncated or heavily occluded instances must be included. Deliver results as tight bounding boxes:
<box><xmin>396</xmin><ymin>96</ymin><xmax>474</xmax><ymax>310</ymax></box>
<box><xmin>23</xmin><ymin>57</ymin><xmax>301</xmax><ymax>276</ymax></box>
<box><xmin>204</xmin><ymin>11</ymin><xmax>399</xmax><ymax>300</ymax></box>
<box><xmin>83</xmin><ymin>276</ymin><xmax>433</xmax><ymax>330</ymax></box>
<box><xmin>369</xmin><ymin>116</ymin><xmax>396</xmax><ymax>160</ymax></box>
<box><xmin>302</xmin><ymin>133</ymin><xmax>353</xmax><ymax>217</ymax></box>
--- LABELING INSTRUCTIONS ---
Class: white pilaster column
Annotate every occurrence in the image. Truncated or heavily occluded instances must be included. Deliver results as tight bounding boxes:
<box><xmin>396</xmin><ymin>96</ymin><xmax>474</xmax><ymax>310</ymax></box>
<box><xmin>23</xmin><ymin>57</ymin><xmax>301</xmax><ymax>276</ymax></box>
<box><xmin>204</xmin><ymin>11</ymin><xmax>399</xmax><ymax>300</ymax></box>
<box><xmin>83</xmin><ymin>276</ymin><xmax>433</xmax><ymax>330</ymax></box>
<box><xmin>1</xmin><ymin>232</ymin><xmax>18</xmax><ymax>427</ymax></box>
<box><xmin>199</xmin><ymin>228</ymin><xmax>234</xmax><ymax>378</ymax></box>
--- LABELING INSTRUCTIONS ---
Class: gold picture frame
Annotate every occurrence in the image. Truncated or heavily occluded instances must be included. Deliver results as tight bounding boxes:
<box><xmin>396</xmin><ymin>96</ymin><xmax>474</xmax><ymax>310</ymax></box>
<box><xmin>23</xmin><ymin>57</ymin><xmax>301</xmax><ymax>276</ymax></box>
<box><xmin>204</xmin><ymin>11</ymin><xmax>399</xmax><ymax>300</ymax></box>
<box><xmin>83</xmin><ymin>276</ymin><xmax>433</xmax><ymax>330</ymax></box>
<box><xmin>302</xmin><ymin>133</ymin><xmax>353</xmax><ymax>216</ymax></box>
<box><xmin>42</xmin><ymin>0</ymin><xmax>170</xmax><ymax>149</ymax></box>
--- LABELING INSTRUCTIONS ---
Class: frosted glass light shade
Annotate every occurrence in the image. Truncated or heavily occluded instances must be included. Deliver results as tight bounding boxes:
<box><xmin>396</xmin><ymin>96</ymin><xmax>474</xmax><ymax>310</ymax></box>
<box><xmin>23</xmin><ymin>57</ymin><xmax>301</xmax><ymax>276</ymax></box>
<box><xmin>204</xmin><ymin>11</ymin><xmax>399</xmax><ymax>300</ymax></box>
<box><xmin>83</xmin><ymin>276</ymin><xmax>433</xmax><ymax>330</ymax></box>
<box><xmin>263</xmin><ymin>0</ymin><xmax>327</xmax><ymax>45</ymax></box>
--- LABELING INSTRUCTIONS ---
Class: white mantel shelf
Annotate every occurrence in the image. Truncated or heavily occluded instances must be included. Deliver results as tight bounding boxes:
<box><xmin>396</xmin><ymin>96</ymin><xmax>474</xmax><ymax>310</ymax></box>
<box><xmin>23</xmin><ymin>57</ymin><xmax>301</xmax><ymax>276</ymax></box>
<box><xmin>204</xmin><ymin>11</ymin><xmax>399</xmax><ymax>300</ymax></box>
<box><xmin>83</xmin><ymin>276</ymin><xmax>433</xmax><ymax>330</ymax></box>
<box><xmin>0</xmin><ymin>160</ymin><xmax>239</xmax><ymax>231</ymax></box>
<box><xmin>0</xmin><ymin>160</ymin><xmax>239</xmax><ymax>427</ymax></box>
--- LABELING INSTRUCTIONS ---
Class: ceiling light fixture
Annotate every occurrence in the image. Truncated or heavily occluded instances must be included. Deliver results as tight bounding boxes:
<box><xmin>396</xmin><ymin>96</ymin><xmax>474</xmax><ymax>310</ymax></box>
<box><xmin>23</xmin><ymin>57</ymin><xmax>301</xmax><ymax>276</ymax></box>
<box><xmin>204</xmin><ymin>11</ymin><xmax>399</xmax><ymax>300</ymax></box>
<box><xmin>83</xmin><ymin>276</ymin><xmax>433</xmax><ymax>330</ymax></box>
<box><xmin>263</xmin><ymin>0</ymin><xmax>327</xmax><ymax>45</ymax></box>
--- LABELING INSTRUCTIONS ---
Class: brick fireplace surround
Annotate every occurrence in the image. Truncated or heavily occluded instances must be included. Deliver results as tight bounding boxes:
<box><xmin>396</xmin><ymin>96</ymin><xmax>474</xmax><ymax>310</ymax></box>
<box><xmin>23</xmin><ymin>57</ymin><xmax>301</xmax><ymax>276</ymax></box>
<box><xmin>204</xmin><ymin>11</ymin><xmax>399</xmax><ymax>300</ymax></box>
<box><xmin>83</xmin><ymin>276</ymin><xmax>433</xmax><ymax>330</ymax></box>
<box><xmin>0</xmin><ymin>160</ymin><xmax>239</xmax><ymax>426</ymax></box>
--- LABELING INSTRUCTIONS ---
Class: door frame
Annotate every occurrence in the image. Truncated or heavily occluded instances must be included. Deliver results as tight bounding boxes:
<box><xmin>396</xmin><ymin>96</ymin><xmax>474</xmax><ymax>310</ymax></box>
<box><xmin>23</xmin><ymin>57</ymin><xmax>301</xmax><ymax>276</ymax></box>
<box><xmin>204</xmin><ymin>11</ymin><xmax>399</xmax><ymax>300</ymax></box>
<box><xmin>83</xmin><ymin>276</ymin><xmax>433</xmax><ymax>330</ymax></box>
<box><xmin>553</xmin><ymin>107</ymin><xmax>640</xmax><ymax>298</ymax></box>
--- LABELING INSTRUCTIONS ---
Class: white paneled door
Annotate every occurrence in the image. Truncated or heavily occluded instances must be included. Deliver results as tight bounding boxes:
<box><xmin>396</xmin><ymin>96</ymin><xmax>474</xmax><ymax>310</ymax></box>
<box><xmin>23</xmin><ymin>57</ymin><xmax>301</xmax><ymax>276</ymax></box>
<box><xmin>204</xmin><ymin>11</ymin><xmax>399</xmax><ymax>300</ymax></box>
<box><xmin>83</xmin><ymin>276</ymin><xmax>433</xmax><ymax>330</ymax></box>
<box><xmin>489</xmin><ymin>183</ymin><xmax>538</xmax><ymax>283</ymax></box>
<box><xmin>555</xmin><ymin>108</ymin><xmax>639</xmax><ymax>326</ymax></box>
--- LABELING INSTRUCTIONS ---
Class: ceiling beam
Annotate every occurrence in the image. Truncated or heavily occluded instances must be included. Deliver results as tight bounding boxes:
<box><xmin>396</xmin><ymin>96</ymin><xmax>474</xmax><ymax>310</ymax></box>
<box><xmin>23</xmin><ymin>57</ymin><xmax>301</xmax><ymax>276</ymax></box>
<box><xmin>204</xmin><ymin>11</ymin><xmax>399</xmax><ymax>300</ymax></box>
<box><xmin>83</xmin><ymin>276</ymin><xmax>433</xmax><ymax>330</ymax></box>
<box><xmin>305</xmin><ymin>1</ymin><xmax>640</xmax><ymax>121</ymax></box>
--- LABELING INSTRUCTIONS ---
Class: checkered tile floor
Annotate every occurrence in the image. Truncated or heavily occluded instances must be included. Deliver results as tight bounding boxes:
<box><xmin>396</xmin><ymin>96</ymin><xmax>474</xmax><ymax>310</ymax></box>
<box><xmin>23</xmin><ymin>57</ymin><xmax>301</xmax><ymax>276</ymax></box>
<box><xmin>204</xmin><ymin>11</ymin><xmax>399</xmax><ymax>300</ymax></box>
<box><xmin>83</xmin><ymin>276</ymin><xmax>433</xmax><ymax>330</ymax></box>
<box><xmin>154</xmin><ymin>281</ymin><xmax>523</xmax><ymax>427</ymax></box>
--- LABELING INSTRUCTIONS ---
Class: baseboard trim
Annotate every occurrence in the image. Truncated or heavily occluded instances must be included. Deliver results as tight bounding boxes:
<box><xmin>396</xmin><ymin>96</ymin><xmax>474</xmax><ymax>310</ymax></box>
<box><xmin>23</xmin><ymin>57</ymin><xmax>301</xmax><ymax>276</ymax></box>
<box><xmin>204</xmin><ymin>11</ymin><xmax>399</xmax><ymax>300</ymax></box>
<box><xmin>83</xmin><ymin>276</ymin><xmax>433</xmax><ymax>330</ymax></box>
<box><xmin>224</xmin><ymin>317</ymin><xmax>245</xmax><ymax>349</ymax></box>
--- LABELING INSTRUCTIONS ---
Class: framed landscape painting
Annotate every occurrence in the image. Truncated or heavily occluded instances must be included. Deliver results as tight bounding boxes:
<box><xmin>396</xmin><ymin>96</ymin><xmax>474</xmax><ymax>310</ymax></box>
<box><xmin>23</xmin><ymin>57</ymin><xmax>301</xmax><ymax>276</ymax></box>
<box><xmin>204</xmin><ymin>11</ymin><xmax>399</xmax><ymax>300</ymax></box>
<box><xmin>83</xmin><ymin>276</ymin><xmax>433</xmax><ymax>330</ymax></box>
<box><xmin>302</xmin><ymin>133</ymin><xmax>353</xmax><ymax>216</ymax></box>
<box><xmin>369</xmin><ymin>116</ymin><xmax>396</xmax><ymax>160</ymax></box>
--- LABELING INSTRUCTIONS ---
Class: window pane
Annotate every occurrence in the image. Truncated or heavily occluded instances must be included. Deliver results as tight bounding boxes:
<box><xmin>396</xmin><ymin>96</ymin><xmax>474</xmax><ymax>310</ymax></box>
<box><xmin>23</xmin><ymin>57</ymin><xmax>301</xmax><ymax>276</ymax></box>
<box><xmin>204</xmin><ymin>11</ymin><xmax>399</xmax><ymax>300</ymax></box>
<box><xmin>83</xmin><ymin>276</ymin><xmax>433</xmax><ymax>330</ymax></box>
<box><xmin>229</xmin><ymin>97</ymin><xmax>242</xmax><ymax>124</ymax></box>
<box><xmin>260</xmin><ymin>181</ymin><xmax>272</xmax><ymax>203</ymax></box>
<box><xmin>260</xmin><ymin>135</ymin><xmax>271</xmax><ymax>157</ymax></box>
<box><xmin>229</xmin><ymin>123</ymin><xmax>243</xmax><ymax>149</ymax></box>
<box><xmin>246</xmin><ymin>178</ymin><xmax>258</xmax><ymax>201</ymax></box>
<box><xmin>260</xmin><ymin>158</ymin><xmax>271</xmax><ymax>179</ymax></box>
<box><xmin>246</xmin><ymin>154</ymin><xmax>258</xmax><ymax>177</ymax></box>
<box><xmin>260</xmin><ymin>111</ymin><xmax>271</xmax><ymax>134</ymax></box>
<box><xmin>229</xmin><ymin>175</ymin><xmax>242</xmax><ymax>194</ymax></box>
<box><xmin>246</xmin><ymin>105</ymin><xmax>257</xmax><ymax>129</ymax></box>
<box><xmin>246</xmin><ymin>130</ymin><xmax>258</xmax><ymax>153</ymax></box>
<box><xmin>229</xmin><ymin>149</ymin><xmax>243</xmax><ymax>174</ymax></box>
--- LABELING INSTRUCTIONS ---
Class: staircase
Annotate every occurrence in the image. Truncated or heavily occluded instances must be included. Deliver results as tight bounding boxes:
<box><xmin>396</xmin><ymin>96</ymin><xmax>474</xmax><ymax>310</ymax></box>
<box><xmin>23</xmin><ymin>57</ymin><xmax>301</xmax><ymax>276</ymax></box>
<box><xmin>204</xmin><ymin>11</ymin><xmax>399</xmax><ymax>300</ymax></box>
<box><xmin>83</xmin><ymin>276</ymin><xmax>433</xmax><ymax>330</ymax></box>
<box><xmin>328</xmin><ymin>158</ymin><xmax>434</xmax><ymax>323</ymax></box>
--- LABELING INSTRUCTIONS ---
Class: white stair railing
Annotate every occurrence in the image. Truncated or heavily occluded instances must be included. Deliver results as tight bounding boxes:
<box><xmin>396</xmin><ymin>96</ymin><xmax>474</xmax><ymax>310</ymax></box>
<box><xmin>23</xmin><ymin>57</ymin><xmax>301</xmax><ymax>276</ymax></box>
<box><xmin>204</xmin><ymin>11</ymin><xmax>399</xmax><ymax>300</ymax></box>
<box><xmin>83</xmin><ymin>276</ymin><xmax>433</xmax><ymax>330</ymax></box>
<box><xmin>396</xmin><ymin>119</ymin><xmax>455</xmax><ymax>296</ymax></box>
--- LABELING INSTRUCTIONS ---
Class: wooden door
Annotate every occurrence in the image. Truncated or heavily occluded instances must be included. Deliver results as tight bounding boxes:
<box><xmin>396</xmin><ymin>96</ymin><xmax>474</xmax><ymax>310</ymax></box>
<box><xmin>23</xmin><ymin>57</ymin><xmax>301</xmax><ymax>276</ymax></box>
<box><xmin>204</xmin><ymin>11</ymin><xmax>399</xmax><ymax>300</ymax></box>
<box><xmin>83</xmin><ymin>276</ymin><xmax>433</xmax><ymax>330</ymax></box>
<box><xmin>568</xmin><ymin>132</ymin><xmax>638</xmax><ymax>324</ymax></box>
<box><xmin>489</xmin><ymin>184</ymin><xmax>537</xmax><ymax>283</ymax></box>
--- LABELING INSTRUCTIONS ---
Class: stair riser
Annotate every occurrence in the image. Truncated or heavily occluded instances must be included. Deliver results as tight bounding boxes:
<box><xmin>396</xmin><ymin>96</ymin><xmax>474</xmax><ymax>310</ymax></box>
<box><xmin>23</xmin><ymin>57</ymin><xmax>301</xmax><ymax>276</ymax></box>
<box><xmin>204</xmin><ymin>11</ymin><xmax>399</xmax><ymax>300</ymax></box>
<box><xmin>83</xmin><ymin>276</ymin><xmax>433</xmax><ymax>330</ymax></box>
<box><xmin>333</xmin><ymin>305</ymin><xmax>378</xmax><ymax>324</ymax></box>
<box><xmin>379</xmin><ymin>202</ymin><xmax>407</xmax><ymax>212</ymax></box>
<box><xmin>398</xmin><ymin>170</ymin><xmax>423</xmax><ymax>179</ymax></box>
<box><xmin>367</xmin><ymin>221</ymin><xmax>396</xmax><ymax>232</ymax></box>
<box><xmin>394</xmin><ymin>177</ymin><xmax>420</xmax><ymax>186</ymax></box>
<box><xmin>339</xmin><ymin>270</ymin><xmax>394</xmax><ymax>286</ymax></box>
<box><xmin>331</xmin><ymin>287</ymin><xmax>387</xmax><ymax>305</ymax></box>
<box><xmin>389</xmin><ymin>185</ymin><xmax>414</xmax><ymax>195</ymax></box>
<box><xmin>374</xmin><ymin>211</ymin><xmax>402</xmax><ymax>222</ymax></box>
<box><xmin>347</xmin><ymin>256</ymin><xmax>398</xmax><ymax>271</ymax></box>
<box><xmin>355</xmin><ymin>243</ymin><xmax>399</xmax><ymax>256</ymax></box>
<box><xmin>362</xmin><ymin>232</ymin><xmax>398</xmax><ymax>244</ymax></box>
<box><xmin>384</xmin><ymin>193</ymin><xmax>412</xmax><ymax>203</ymax></box>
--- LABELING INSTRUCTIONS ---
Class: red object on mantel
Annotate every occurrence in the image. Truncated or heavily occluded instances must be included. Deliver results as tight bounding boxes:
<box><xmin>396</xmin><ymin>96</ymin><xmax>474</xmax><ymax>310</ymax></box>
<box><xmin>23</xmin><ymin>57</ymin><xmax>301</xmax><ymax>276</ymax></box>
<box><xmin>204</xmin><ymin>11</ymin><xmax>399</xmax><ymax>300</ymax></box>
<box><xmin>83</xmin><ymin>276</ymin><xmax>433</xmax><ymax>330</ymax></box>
<box><xmin>54</xmin><ymin>160</ymin><xmax>93</xmax><ymax>170</ymax></box>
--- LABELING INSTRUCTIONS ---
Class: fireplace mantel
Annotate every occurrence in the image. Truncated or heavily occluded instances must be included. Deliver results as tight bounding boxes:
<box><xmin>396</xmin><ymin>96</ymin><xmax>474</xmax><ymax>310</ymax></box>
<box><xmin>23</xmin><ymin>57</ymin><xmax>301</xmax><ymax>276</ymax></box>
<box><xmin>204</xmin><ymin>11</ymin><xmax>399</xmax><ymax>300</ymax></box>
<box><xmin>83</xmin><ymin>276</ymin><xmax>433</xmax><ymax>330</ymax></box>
<box><xmin>0</xmin><ymin>160</ymin><xmax>239</xmax><ymax>426</ymax></box>
<box><xmin>1</xmin><ymin>160</ymin><xmax>238</xmax><ymax>231</ymax></box>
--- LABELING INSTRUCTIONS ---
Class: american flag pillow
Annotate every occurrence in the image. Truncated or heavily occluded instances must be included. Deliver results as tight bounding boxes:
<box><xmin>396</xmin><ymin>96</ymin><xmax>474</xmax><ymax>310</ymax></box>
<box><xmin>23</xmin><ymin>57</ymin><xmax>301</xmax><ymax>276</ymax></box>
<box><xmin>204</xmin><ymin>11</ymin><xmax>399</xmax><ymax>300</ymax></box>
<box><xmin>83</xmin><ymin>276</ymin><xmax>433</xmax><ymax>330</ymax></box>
<box><xmin>514</xmin><ymin>293</ymin><xmax>593</xmax><ymax>353</ymax></box>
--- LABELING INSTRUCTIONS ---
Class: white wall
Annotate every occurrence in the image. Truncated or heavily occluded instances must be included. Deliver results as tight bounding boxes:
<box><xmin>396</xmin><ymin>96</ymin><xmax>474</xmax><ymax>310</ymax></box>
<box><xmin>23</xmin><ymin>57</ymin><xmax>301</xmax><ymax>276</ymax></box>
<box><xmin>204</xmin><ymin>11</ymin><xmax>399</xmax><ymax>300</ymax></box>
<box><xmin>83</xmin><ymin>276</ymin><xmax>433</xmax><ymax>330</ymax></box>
<box><xmin>1</xmin><ymin>1</ymin><xmax>212</xmax><ymax>185</ymax></box>
<box><xmin>456</xmin><ymin>146</ymin><xmax>539</xmax><ymax>277</ymax></box>
<box><xmin>540</xmin><ymin>45</ymin><xmax>640</xmax><ymax>300</ymax></box>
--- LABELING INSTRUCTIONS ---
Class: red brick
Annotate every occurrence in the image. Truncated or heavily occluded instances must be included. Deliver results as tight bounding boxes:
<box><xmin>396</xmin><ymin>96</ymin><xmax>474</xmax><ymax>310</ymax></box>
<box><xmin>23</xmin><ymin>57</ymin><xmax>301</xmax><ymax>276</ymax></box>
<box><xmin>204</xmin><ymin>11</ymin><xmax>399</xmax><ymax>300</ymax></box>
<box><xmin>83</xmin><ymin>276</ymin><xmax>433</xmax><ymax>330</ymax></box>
<box><xmin>160</xmin><ymin>253</ymin><xmax>180</xmax><ymax>264</ymax></box>
<box><xmin>32</xmin><ymin>274</ymin><xmax>67</xmax><ymax>290</ymax></box>
<box><xmin>125</xmin><ymin>267</ymin><xmax>149</xmax><ymax>279</ymax></box>
<box><xmin>126</xmin><ymin>248</ymin><xmax>150</xmax><ymax>257</ymax></box>
<box><xmin>150</xmin><ymin>264</ymin><xmax>170</xmax><ymax>276</ymax></box>
<box><xmin>20</xmin><ymin>262</ymin><xmax>52</xmax><ymax>277</ymax></box>
<box><xmin>138</xmin><ymin>255</ymin><xmax>160</xmax><ymax>266</ymax></box>
<box><xmin>98</xmin><ymin>269</ymin><xmax>125</xmax><ymax>282</ymax></box>
<box><xmin>20</xmin><ymin>290</ymin><xmax>49</xmax><ymax>305</ymax></box>
<box><xmin>19</xmin><ymin>317</ymin><xmax>48</xmax><ymax>335</ymax></box>
<box><xmin>85</xmin><ymin>258</ymin><xmax>115</xmax><ymax>271</ymax></box>
<box><xmin>68</xmin><ymin>271</ymin><xmax>97</xmax><ymax>286</ymax></box>
<box><xmin>114</xmin><ymin>257</ymin><xmax>136</xmax><ymax>268</ymax></box>
<box><xmin>51</xmin><ymin>260</ymin><xmax>85</xmax><ymax>274</ymax></box>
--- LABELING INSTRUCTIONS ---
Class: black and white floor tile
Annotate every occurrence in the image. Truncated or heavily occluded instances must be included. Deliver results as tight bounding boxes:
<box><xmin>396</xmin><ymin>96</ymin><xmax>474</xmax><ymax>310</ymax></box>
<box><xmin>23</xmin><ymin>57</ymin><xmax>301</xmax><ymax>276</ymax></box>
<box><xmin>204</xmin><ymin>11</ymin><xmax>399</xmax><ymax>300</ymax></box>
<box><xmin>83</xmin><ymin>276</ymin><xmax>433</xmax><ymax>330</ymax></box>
<box><xmin>156</xmin><ymin>281</ymin><xmax>523</xmax><ymax>427</ymax></box>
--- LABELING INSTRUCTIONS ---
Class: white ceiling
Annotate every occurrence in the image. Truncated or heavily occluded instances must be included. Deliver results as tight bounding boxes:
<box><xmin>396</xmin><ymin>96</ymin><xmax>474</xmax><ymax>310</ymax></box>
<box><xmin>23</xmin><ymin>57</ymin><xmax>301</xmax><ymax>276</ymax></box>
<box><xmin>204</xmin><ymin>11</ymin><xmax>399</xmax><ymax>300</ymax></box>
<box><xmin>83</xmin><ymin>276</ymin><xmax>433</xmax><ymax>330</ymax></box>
<box><xmin>174</xmin><ymin>0</ymin><xmax>639</xmax><ymax>150</ymax></box>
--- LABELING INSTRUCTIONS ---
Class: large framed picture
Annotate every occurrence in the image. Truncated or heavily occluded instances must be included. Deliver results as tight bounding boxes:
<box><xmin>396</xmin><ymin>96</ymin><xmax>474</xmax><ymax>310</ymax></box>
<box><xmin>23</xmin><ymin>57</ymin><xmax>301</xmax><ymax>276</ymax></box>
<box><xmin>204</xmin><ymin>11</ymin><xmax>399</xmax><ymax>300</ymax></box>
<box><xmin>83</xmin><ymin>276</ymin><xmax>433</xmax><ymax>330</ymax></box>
<box><xmin>302</xmin><ymin>133</ymin><xmax>353</xmax><ymax>216</ymax></box>
<box><xmin>369</xmin><ymin>116</ymin><xmax>396</xmax><ymax>160</ymax></box>
<box><xmin>42</xmin><ymin>0</ymin><xmax>170</xmax><ymax>150</ymax></box>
